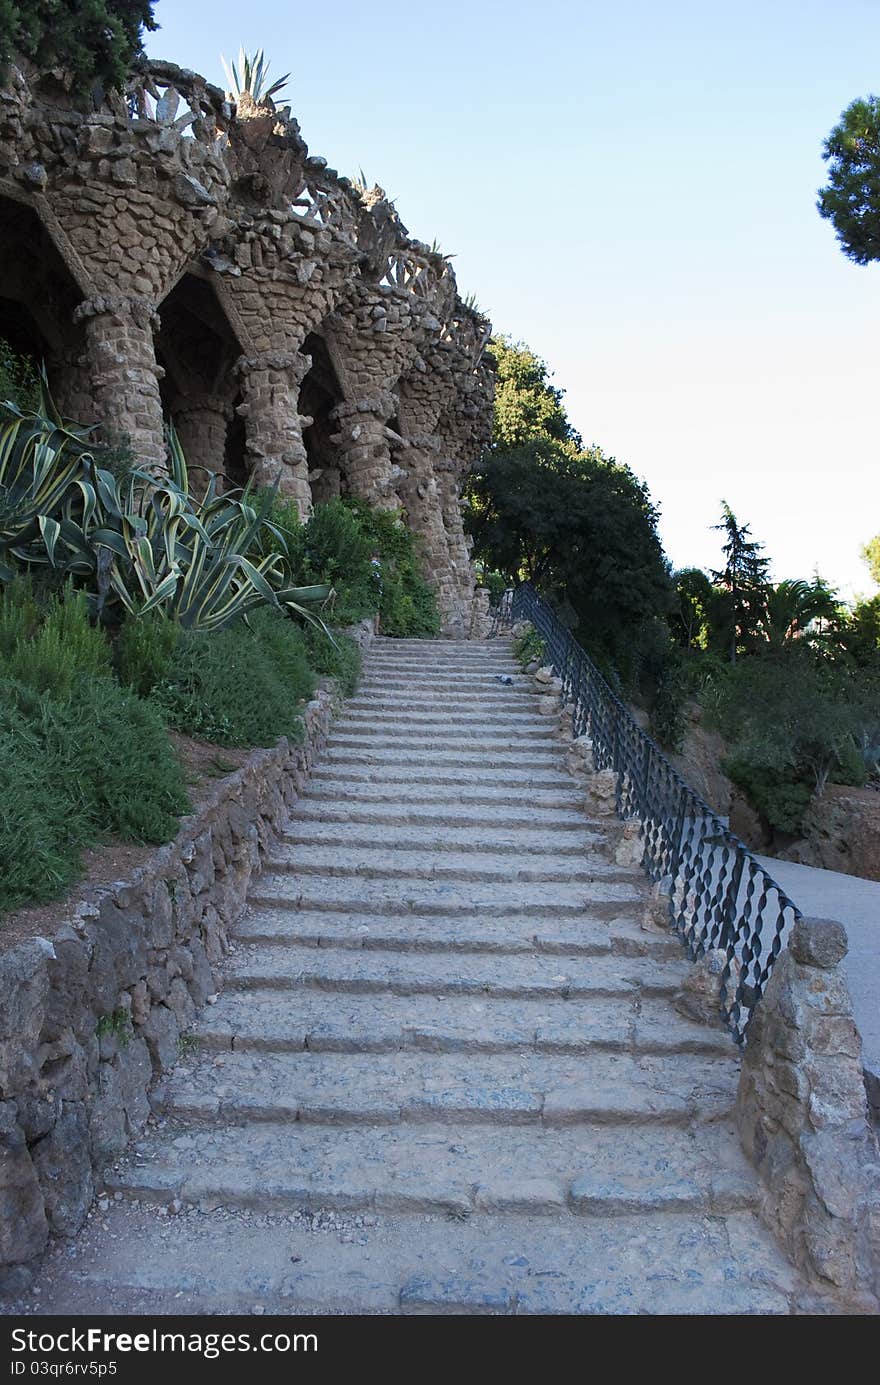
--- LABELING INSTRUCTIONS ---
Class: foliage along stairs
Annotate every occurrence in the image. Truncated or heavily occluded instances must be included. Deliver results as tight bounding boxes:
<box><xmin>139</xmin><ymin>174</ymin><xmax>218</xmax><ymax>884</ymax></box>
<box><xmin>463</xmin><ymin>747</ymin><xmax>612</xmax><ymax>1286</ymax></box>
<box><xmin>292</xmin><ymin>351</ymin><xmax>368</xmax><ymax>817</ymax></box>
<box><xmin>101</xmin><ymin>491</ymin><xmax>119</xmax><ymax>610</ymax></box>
<box><xmin>33</xmin><ymin>638</ymin><xmax>804</xmax><ymax>1315</ymax></box>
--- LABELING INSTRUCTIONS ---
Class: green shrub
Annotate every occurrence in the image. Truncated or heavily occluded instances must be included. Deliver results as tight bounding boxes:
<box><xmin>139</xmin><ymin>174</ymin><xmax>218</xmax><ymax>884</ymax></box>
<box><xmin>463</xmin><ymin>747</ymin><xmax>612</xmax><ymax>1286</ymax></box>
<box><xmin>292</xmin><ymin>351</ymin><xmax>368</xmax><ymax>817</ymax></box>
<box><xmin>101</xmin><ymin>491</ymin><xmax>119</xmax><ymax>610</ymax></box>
<box><xmin>0</xmin><ymin>339</ymin><xmax>40</xmax><ymax>412</ymax></box>
<box><xmin>345</xmin><ymin>499</ymin><xmax>440</xmax><ymax>638</ymax></box>
<box><xmin>303</xmin><ymin>625</ymin><xmax>361</xmax><ymax>696</ymax></box>
<box><xmin>153</xmin><ymin>608</ymin><xmax>316</xmax><ymax>747</ymax></box>
<box><xmin>115</xmin><ymin>612</ymin><xmax>181</xmax><ymax>697</ymax></box>
<box><xmin>513</xmin><ymin>626</ymin><xmax>545</xmax><ymax>668</ymax></box>
<box><xmin>0</xmin><ymin>674</ymin><xmax>188</xmax><ymax>914</ymax></box>
<box><xmin>4</xmin><ymin>587</ymin><xmax>112</xmax><ymax>695</ymax></box>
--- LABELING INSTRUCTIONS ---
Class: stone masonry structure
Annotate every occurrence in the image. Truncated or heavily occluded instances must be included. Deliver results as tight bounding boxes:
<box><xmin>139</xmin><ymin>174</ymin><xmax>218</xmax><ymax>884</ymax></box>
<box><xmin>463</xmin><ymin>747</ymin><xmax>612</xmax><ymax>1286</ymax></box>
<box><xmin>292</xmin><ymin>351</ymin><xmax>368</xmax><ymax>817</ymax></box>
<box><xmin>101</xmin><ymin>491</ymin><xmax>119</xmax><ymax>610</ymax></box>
<box><xmin>0</xmin><ymin>57</ymin><xmax>494</xmax><ymax>633</ymax></box>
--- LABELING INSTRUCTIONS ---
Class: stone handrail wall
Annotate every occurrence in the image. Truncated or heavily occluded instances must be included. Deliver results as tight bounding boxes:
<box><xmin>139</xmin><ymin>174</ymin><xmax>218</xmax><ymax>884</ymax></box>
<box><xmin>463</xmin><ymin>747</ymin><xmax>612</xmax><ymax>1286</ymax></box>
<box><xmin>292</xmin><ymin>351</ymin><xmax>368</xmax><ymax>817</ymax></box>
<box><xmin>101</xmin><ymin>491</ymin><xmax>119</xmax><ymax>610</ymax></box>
<box><xmin>736</xmin><ymin>916</ymin><xmax>880</xmax><ymax>1309</ymax></box>
<box><xmin>0</xmin><ymin>54</ymin><xmax>494</xmax><ymax>635</ymax></box>
<box><xmin>0</xmin><ymin>622</ymin><xmax>373</xmax><ymax>1287</ymax></box>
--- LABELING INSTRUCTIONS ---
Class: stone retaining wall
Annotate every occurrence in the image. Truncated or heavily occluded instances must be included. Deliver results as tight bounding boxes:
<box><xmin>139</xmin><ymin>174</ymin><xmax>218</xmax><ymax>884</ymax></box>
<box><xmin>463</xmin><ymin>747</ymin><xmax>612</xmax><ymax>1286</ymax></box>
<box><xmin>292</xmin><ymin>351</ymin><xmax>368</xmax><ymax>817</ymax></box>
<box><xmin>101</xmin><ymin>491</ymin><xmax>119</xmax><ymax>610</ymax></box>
<box><xmin>0</xmin><ymin>622</ymin><xmax>372</xmax><ymax>1286</ymax></box>
<box><xmin>736</xmin><ymin>916</ymin><xmax>880</xmax><ymax>1311</ymax></box>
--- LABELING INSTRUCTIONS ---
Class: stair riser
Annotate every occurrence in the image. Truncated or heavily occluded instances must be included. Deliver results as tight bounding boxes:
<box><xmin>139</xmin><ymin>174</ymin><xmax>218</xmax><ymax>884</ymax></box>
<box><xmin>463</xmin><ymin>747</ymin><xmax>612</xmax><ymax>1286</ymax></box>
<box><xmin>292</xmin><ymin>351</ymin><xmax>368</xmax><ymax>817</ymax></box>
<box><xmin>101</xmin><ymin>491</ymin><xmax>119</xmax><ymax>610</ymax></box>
<box><xmin>104</xmin><ymin>1177</ymin><xmax>753</xmax><ymax>1219</ymax></box>
<box><xmin>267</xmin><ymin>861</ymin><xmax>611</xmax><ymax>885</ymax></box>
<box><xmin>222</xmin><ymin>976</ymin><xmax>672</xmax><ymax>1000</ymax></box>
<box><xmin>282</xmin><ymin>825</ymin><xmax>598</xmax><ymax>847</ymax></box>
<box><xmin>196</xmin><ymin>1030</ymin><xmax>732</xmax><ymax>1061</ymax></box>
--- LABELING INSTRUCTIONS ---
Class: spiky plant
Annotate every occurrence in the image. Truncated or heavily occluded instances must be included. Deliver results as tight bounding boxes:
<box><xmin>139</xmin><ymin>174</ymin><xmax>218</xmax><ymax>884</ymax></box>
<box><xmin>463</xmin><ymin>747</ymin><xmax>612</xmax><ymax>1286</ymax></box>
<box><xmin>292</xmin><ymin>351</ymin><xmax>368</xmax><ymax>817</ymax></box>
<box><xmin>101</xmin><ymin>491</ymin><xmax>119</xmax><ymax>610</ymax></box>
<box><xmin>221</xmin><ymin>46</ymin><xmax>290</xmax><ymax>106</ymax></box>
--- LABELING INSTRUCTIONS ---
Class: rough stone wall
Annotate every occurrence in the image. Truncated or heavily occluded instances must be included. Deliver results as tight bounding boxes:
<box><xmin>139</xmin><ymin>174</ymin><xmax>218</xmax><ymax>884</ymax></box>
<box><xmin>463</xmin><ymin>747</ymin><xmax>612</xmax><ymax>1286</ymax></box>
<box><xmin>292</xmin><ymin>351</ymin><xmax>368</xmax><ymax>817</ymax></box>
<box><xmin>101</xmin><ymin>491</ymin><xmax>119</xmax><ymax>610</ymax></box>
<box><xmin>0</xmin><ymin>622</ymin><xmax>374</xmax><ymax>1286</ymax></box>
<box><xmin>736</xmin><ymin>917</ymin><xmax>880</xmax><ymax>1310</ymax></box>
<box><xmin>0</xmin><ymin>56</ymin><xmax>494</xmax><ymax>630</ymax></box>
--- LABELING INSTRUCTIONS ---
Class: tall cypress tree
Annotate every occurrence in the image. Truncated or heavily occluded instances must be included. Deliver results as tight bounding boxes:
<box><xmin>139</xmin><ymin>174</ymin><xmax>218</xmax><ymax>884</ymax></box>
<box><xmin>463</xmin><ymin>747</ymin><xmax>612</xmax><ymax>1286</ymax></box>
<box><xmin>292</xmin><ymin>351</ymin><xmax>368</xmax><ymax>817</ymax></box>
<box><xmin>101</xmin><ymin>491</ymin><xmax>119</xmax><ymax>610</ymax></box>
<box><xmin>0</xmin><ymin>1</ymin><xmax>157</xmax><ymax>94</ymax></box>
<box><xmin>710</xmin><ymin>501</ymin><xmax>771</xmax><ymax>662</ymax></box>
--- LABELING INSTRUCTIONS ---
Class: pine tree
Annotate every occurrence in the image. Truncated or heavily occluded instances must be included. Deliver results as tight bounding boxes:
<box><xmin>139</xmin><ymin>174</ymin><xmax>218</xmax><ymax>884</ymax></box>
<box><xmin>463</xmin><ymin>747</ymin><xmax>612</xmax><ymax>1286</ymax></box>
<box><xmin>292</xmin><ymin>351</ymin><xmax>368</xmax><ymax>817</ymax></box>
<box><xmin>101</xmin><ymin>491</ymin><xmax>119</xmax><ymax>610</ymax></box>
<box><xmin>817</xmin><ymin>95</ymin><xmax>880</xmax><ymax>265</ymax></box>
<box><xmin>710</xmin><ymin>501</ymin><xmax>770</xmax><ymax>662</ymax></box>
<box><xmin>0</xmin><ymin>1</ymin><xmax>157</xmax><ymax>95</ymax></box>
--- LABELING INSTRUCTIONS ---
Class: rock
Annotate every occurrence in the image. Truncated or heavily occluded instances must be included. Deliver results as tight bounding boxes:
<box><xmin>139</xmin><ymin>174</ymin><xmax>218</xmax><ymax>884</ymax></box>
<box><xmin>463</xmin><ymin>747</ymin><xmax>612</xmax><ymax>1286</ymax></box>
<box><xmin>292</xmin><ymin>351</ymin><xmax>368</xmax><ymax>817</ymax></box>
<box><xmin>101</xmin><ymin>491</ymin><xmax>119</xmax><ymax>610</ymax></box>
<box><xmin>533</xmin><ymin>667</ymin><xmax>554</xmax><ymax>686</ymax></box>
<box><xmin>789</xmin><ymin>917</ymin><xmax>848</xmax><ymax>970</ymax></box>
<box><xmin>30</xmin><ymin>1105</ymin><xmax>93</xmax><ymax>1237</ymax></box>
<box><xmin>0</xmin><ymin>1103</ymin><xmax>48</xmax><ymax>1264</ymax></box>
<box><xmin>537</xmin><ymin>695</ymin><xmax>559</xmax><ymax>716</ymax></box>
<box><xmin>672</xmin><ymin>949</ymin><xmax>738</xmax><ymax>1028</ymax></box>
<box><xmin>642</xmin><ymin>877</ymin><xmax>672</xmax><ymax>933</ymax></box>
<box><xmin>585</xmin><ymin>768</ymin><xmax>617</xmax><ymax>816</ymax></box>
<box><xmin>613</xmin><ymin>819</ymin><xmax>643</xmax><ymax>868</ymax></box>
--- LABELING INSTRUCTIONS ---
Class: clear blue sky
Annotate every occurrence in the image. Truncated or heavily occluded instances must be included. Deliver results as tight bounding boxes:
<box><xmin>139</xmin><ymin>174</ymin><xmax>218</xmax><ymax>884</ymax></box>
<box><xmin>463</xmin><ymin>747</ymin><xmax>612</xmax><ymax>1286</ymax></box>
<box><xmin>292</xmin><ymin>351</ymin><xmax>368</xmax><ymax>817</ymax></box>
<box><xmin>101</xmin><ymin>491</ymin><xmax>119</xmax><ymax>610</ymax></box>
<box><xmin>147</xmin><ymin>0</ymin><xmax>880</xmax><ymax>599</ymax></box>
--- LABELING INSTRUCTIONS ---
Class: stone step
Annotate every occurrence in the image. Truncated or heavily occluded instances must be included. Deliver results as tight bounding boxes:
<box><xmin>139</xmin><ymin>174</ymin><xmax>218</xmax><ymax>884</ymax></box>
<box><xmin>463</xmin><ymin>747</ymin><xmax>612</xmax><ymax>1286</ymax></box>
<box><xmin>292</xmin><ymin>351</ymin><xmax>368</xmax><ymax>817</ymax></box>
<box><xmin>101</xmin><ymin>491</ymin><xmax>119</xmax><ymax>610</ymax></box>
<box><xmin>347</xmin><ymin>694</ymin><xmax>541</xmax><ymax>712</ymax></box>
<box><xmin>281</xmin><ymin>820</ymin><xmax>603</xmax><ymax>853</ymax></box>
<box><xmin>359</xmin><ymin>673</ymin><xmax>533</xmax><ymax>689</ymax></box>
<box><xmin>267</xmin><ymin>844</ymin><xmax>625</xmax><ymax>884</ymax></box>
<box><xmin>107</xmin><ymin>1119</ymin><xmax>756</xmax><ymax>1218</ymax></box>
<box><xmin>322</xmin><ymin>747</ymin><xmax>564</xmax><ymax>770</ymax></box>
<box><xmin>328</xmin><ymin>733</ymin><xmax>561</xmax><ymax>755</ymax></box>
<box><xmin>363</xmin><ymin>663</ymin><xmax>524</xmax><ymax>678</ymax></box>
<box><xmin>190</xmin><ymin>989</ymin><xmax>729</xmax><ymax>1057</ymax></box>
<box><xmin>288</xmin><ymin>800</ymin><xmax>591</xmax><ymax>830</ymax></box>
<box><xmin>156</xmin><ymin>1048</ymin><xmax>738</xmax><ymax>1127</ymax></box>
<box><xmin>43</xmin><ymin>1206</ymin><xmax>797</xmax><ymax>1315</ymax></box>
<box><xmin>334</xmin><ymin>715</ymin><xmax>556</xmax><ymax>738</ymax></box>
<box><xmin>247</xmin><ymin>875</ymin><xmax>644</xmax><ymax>917</ymax></box>
<box><xmin>298</xmin><ymin>781</ymin><xmax>587</xmax><ymax>810</ymax></box>
<box><xmin>355</xmin><ymin>686</ymin><xmax>540</xmax><ymax>702</ymax></box>
<box><xmin>233</xmin><ymin>907</ymin><xmax>679</xmax><ymax>958</ymax></box>
<box><xmin>308</xmin><ymin>763</ymin><xmax>578</xmax><ymax>789</ymax></box>
<box><xmin>221</xmin><ymin>942</ymin><xmax>688</xmax><ymax>999</ymax></box>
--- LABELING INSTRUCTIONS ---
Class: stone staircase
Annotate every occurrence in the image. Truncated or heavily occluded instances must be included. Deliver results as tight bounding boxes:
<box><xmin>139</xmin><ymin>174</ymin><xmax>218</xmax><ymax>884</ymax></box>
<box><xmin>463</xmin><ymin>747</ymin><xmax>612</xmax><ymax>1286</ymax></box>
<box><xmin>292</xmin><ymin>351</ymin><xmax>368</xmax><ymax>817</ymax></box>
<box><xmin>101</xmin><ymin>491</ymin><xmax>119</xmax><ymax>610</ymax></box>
<box><xmin>25</xmin><ymin>638</ymin><xmax>804</xmax><ymax>1314</ymax></box>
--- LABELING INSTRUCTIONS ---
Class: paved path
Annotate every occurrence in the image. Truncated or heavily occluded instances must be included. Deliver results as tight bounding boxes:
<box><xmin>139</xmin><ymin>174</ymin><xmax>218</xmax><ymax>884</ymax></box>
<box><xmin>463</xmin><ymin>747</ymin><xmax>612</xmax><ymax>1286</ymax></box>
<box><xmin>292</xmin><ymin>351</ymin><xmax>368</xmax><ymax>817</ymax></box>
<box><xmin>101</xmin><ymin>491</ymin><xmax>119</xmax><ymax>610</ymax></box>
<box><xmin>12</xmin><ymin>640</ymin><xmax>805</xmax><ymax>1315</ymax></box>
<box><xmin>757</xmin><ymin>855</ymin><xmax>880</xmax><ymax>1094</ymax></box>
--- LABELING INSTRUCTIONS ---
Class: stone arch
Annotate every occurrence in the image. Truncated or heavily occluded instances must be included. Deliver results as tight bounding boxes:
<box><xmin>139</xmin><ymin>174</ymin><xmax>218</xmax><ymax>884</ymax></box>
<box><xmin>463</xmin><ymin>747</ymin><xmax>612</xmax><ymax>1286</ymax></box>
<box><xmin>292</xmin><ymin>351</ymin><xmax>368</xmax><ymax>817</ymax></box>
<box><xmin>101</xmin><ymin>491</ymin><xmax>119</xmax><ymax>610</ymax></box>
<box><xmin>155</xmin><ymin>270</ymin><xmax>244</xmax><ymax>495</ymax></box>
<box><xmin>298</xmin><ymin>331</ymin><xmax>346</xmax><ymax>505</ymax></box>
<box><xmin>0</xmin><ymin>193</ymin><xmax>86</xmax><ymax>414</ymax></box>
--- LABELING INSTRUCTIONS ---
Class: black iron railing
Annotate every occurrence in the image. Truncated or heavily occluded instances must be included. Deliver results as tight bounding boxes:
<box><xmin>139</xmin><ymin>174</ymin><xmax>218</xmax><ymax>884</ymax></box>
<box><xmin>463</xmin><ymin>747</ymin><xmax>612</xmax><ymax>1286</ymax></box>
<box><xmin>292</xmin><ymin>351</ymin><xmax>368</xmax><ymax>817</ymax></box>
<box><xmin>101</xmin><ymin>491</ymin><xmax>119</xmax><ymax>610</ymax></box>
<box><xmin>496</xmin><ymin>584</ymin><xmax>800</xmax><ymax>1044</ymax></box>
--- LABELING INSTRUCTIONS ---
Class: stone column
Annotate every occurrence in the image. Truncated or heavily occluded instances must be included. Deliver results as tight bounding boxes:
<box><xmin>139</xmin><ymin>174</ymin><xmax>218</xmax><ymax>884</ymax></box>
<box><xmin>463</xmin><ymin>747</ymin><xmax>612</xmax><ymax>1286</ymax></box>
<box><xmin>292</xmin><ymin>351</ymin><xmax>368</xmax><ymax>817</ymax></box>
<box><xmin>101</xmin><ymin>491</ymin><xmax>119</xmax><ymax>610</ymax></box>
<box><xmin>395</xmin><ymin>435</ymin><xmax>461</xmax><ymax>629</ymax></box>
<box><xmin>171</xmin><ymin>395</ymin><xmax>234</xmax><ymax>499</ymax></box>
<box><xmin>736</xmin><ymin>916</ymin><xmax>880</xmax><ymax>1309</ymax></box>
<box><xmin>72</xmin><ymin>294</ymin><xmax>166</xmax><ymax>472</ymax></box>
<box><xmin>437</xmin><ymin>461</ymin><xmax>484</xmax><ymax>634</ymax></box>
<box><xmin>234</xmin><ymin>350</ymin><xmax>312</xmax><ymax>517</ymax></box>
<box><xmin>330</xmin><ymin>391</ymin><xmax>400</xmax><ymax>511</ymax></box>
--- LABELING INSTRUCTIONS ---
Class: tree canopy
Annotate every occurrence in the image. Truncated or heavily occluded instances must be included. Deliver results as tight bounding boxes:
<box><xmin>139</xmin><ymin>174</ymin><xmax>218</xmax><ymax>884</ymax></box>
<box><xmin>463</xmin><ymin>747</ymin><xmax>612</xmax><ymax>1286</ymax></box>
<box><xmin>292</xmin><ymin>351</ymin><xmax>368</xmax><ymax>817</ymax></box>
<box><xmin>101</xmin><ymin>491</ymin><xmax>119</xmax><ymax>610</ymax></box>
<box><xmin>489</xmin><ymin>336</ymin><xmax>582</xmax><ymax>451</ymax></box>
<box><xmin>0</xmin><ymin>0</ymin><xmax>157</xmax><ymax>93</ymax></box>
<box><xmin>861</xmin><ymin>533</ymin><xmax>880</xmax><ymax>586</ymax></box>
<box><xmin>466</xmin><ymin>338</ymin><xmax>670</xmax><ymax>670</ymax></box>
<box><xmin>817</xmin><ymin>95</ymin><xmax>880</xmax><ymax>265</ymax></box>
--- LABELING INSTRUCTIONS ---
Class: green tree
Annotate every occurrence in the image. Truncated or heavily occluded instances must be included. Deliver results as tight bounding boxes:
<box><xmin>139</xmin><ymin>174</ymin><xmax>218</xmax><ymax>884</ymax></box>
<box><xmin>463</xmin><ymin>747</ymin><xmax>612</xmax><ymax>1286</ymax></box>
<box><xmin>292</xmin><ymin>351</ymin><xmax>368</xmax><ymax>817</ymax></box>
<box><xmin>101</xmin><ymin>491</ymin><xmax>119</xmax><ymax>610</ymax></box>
<box><xmin>861</xmin><ymin>533</ymin><xmax>880</xmax><ymax>585</ymax></box>
<box><xmin>759</xmin><ymin>578</ymin><xmax>839</xmax><ymax>651</ymax></box>
<box><xmin>0</xmin><ymin>1</ymin><xmax>157</xmax><ymax>94</ymax></box>
<box><xmin>710</xmin><ymin>502</ymin><xmax>770</xmax><ymax>661</ymax></box>
<box><xmin>817</xmin><ymin>96</ymin><xmax>880</xmax><ymax>265</ymax></box>
<box><xmin>466</xmin><ymin>436</ymin><xmax>670</xmax><ymax>669</ymax></box>
<box><xmin>489</xmin><ymin>337</ymin><xmax>581</xmax><ymax>450</ymax></box>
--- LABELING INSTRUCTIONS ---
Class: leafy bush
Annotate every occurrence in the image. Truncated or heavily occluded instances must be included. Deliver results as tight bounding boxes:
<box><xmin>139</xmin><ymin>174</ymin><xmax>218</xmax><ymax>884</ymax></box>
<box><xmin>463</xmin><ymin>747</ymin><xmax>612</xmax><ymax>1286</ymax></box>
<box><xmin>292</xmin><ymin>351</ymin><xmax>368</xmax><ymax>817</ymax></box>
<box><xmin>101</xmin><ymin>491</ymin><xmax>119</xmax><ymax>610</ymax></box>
<box><xmin>0</xmin><ymin>674</ymin><xmax>188</xmax><ymax>914</ymax></box>
<box><xmin>345</xmin><ymin>499</ymin><xmax>440</xmax><ymax>637</ymax></box>
<box><xmin>704</xmin><ymin>648</ymin><xmax>870</xmax><ymax>834</ymax></box>
<box><xmin>513</xmin><ymin>626</ymin><xmax>545</xmax><ymax>668</ymax></box>
<box><xmin>4</xmin><ymin>586</ymin><xmax>112</xmax><ymax>695</ymax></box>
<box><xmin>303</xmin><ymin>625</ymin><xmax>361</xmax><ymax>696</ymax></box>
<box><xmin>114</xmin><ymin>611</ymin><xmax>181</xmax><ymax>697</ymax></box>
<box><xmin>0</xmin><ymin>339</ymin><xmax>40</xmax><ymax>412</ymax></box>
<box><xmin>152</xmin><ymin>608</ymin><xmax>316</xmax><ymax>747</ymax></box>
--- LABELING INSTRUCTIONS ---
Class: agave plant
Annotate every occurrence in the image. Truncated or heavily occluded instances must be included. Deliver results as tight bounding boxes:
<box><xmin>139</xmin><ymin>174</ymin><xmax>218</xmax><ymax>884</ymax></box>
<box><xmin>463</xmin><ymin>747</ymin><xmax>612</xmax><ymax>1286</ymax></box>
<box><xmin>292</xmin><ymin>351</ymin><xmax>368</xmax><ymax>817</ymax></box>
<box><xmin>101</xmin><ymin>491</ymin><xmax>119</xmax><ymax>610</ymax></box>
<box><xmin>0</xmin><ymin>373</ymin><xmax>96</xmax><ymax>581</ymax></box>
<box><xmin>84</xmin><ymin>428</ymin><xmax>331</xmax><ymax>632</ymax></box>
<box><xmin>221</xmin><ymin>47</ymin><xmax>290</xmax><ymax>106</ymax></box>
<box><xmin>2</xmin><ymin>383</ymin><xmax>331</xmax><ymax>634</ymax></box>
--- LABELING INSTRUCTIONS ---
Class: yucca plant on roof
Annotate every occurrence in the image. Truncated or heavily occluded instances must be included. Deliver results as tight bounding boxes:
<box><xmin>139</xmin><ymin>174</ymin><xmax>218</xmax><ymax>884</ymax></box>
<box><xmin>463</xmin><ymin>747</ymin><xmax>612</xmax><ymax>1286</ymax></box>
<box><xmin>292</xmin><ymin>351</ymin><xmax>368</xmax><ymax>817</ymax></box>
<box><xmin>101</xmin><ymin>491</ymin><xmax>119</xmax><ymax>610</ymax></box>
<box><xmin>221</xmin><ymin>46</ymin><xmax>291</xmax><ymax>105</ymax></box>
